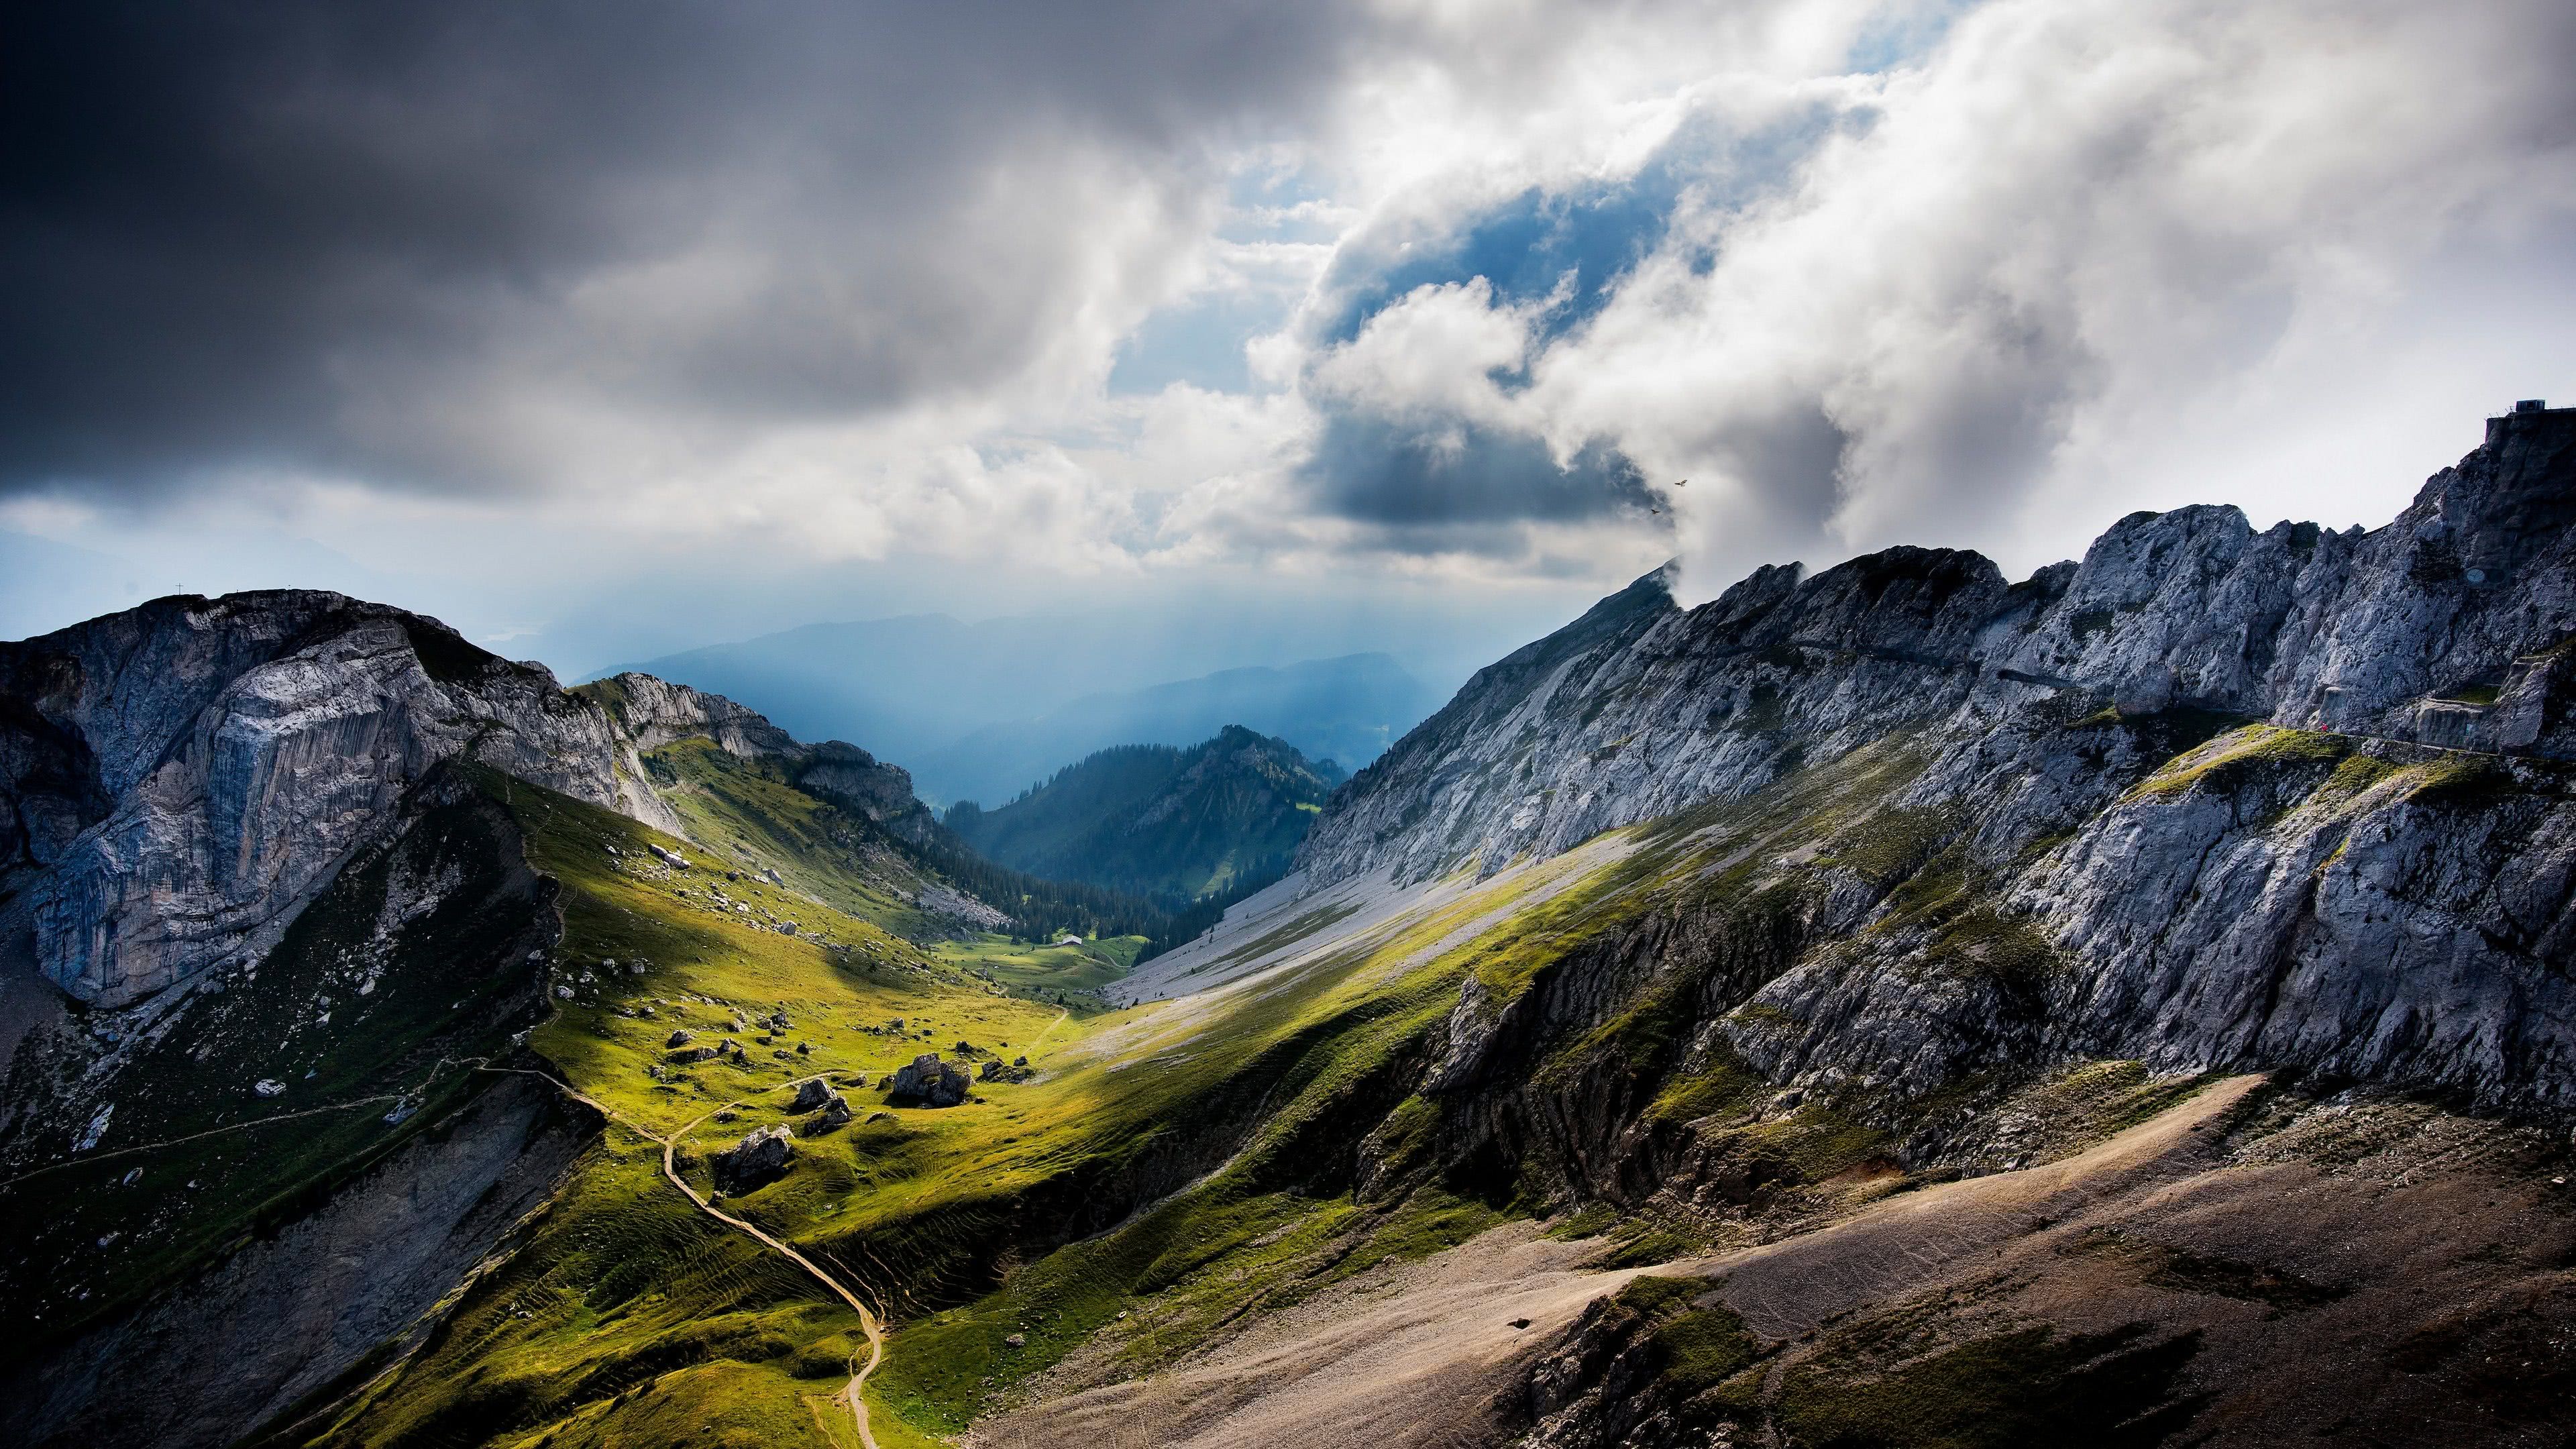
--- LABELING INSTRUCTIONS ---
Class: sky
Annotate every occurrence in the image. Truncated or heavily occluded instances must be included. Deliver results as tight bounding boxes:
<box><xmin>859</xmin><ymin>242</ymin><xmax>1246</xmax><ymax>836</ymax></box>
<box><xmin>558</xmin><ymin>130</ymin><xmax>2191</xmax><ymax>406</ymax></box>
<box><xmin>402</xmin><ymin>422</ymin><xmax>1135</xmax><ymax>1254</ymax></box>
<box><xmin>3</xmin><ymin>0</ymin><xmax>2573</xmax><ymax>680</ymax></box>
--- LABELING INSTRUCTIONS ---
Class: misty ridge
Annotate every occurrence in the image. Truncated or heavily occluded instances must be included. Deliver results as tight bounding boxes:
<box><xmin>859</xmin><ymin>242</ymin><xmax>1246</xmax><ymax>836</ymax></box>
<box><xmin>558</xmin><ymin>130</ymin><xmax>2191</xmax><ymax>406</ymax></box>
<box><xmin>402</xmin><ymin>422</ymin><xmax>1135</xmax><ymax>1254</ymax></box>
<box><xmin>610</xmin><ymin>615</ymin><xmax>1445</xmax><ymax>805</ymax></box>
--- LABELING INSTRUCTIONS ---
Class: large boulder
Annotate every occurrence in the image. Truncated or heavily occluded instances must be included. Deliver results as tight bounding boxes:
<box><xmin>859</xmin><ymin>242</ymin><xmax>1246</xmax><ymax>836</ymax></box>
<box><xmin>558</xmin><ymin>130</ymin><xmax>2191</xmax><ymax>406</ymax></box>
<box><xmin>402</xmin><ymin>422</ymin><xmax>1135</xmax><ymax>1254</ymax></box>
<box><xmin>790</xmin><ymin>1078</ymin><xmax>834</xmax><ymax>1113</ymax></box>
<box><xmin>801</xmin><ymin>1092</ymin><xmax>854</xmax><ymax>1134</ymax></box>
<box><xmin>885</xmin><ymin>1053</ymin><xmax>971</xmax><ymax>1108</ymax></box>
<box><xmin>708</xmin><ymin>1124</ymin><xmax>794</xmax><ymax>1194</ymax></box>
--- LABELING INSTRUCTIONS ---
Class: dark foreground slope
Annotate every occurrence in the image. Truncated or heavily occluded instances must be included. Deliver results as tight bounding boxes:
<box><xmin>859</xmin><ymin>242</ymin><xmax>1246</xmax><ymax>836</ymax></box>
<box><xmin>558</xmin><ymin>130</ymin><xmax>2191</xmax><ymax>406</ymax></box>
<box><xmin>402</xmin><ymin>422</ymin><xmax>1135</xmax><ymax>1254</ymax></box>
<box><xmin>945</xmin><ymin>725</ymin><xmax>1344</xmax><ymax>902</ymax></box>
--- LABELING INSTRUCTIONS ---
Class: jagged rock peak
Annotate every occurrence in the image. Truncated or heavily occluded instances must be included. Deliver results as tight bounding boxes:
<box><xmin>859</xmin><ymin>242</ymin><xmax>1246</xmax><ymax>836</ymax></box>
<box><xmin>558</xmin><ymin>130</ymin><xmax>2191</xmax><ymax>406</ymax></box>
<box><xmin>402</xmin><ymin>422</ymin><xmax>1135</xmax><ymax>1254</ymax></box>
<box><xmin>1300</xmin><ymin>407</ymin><xmax>2576</xmax><ymax>890</ymax></box>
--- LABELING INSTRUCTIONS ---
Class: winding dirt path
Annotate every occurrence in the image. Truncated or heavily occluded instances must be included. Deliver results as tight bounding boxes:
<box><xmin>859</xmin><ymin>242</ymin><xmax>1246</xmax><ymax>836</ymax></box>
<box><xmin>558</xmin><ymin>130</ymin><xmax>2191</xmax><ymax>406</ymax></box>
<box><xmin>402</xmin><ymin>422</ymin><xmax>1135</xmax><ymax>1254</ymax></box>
<box><xmin>490</xmin><ymin>1067</ymin><xmax>889</xmax><ymax>1449</ymax></box>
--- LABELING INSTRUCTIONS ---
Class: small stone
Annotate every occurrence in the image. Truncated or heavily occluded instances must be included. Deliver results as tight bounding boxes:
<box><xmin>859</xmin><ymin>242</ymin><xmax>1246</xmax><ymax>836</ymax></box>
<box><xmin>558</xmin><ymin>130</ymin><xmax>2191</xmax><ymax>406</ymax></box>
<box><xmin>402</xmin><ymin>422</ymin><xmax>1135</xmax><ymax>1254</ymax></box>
<box><xmin>1004</xmin><ymin>1333</ymin><xmax>1025</xmax><ymax>1348</ymax></box>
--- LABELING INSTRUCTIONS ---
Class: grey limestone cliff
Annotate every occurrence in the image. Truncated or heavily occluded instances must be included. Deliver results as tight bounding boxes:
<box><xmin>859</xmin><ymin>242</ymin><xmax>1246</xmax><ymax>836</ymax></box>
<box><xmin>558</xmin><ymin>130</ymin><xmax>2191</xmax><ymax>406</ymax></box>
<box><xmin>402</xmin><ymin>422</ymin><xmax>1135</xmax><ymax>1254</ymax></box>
<box><xmin>1301</xmin><ymin>407</ymin><xmax>2576</xmax><ymax>1114</ymax></box>
<box><xmin>0</xmin><ymin>595</ymin><xmax>945</xmax><ymax>1012</ymax></box>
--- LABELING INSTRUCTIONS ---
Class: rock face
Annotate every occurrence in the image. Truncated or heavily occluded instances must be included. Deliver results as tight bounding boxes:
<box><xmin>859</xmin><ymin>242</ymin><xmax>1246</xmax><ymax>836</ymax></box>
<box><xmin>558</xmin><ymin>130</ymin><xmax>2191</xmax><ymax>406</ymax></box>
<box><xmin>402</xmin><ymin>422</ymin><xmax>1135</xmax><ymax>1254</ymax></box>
<box><xmin>1301</xmin><ymin>408</ymin><xmax>2576</xmax><ymax>893</ymax></box>
<box><xmin>0</xmin><ymin>592</ymin><xmax>984</xmax><ymax>1011</ymax></box>
<box><xmin>1299</xmin><ymin>407</ymin><xmax>2576</xmax><ymax>1115</ymax></box>
<box><xmin>0</xmin><ymin>594</ymin><xmax>648</xmax><ymax>1007</ymax></box>
<box><xmin>709</xmin><ymin>1124</ymin><xmax>794</xmax><ymax>1194</ymax></box>
<box><xmin>885</xmin><ymin>1052</ymin><xmax>971</xmax><ymax>1108</ymax></box>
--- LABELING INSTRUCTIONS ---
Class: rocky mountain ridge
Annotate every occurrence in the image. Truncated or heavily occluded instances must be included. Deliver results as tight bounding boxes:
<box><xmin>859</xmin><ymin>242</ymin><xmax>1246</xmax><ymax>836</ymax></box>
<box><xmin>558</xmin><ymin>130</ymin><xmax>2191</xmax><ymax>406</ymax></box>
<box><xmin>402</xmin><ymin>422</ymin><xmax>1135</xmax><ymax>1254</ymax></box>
<box><xmin>0</xmin><ymin>592</ymin><xmax>936</xmax><ymax>1013</ymax></box>
<box><xmin>1302</xmin><ymin>409</ymin><xmax>2576</xmax><ymax>890</ymax></box>
<box><xmin>1297</xmin><ymin>407</ymin><xmax>2576</xmax><ymax>1116</ymax></box>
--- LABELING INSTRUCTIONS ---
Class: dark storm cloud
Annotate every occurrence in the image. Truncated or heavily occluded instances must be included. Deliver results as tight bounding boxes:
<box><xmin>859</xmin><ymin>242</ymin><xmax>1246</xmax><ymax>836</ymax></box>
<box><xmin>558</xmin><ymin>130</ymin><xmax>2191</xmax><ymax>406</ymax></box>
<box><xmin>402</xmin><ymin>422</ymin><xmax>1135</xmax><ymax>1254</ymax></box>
<box><xmin>1300</xmin><ymin>415</ymin><xmax>1650</xmax><ymax>547</ymax></box>
<box><xmin>0</xmin><ymin>1</ymin><xmax>1375</xmax><ymax>496</ymax></box>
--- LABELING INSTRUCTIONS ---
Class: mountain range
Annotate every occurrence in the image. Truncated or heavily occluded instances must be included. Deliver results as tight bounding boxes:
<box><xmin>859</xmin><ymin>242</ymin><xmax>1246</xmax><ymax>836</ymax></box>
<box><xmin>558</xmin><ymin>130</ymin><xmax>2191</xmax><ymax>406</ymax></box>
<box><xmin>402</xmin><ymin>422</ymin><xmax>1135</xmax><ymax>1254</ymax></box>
<box><xmin>3</xmin><ymin>404</ymin><xmax>2573</xmax><ymax>1448</ymax></box>
<box><xmin>607</xmin><ymin>618</ymin><xmax>1444</xmax><ymax>804</ymax></box>
<box><xmin>945</xmin><ymin>726</ymin><xmax>1344</xmax><ymax>902</ymax></box>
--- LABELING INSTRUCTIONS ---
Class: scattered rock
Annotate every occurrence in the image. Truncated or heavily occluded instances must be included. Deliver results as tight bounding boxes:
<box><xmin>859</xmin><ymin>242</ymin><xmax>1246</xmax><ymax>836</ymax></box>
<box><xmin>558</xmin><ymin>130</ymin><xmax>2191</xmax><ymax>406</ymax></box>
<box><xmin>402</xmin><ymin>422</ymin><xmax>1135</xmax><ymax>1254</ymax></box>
<box><xmin>1004</xmin><ymin>1333</ymin><xmax>1026</xmax><ymax>1348</ymax></box>
<box><xmin>791</xmin><ymin>1079</ymin><xmax>834</xmax><ymax>1113</ymax></box>
<box><xmin>665</xmin><ymin>1028</ymin><xmax>695</xmax><ymax>1049</ymax></box>
<box><xmin>802</xmin><ymin>1093</ymin><xmax>854</xmax><ymax>1134</ymax></box>
<box><xmin>253</xmin><ymin>1079</ymin><xmax>285</xmax><ymax>1098</ymax></box>
<box><xmin>977</xmin><ymin>1059</ymin><xmax>1034</xmax><ymax>1085</ymax></box>
<box><xmin>865</xmin><ymin>1111</ymin><xmax>896</xmax><ymax>1124</ymax></box>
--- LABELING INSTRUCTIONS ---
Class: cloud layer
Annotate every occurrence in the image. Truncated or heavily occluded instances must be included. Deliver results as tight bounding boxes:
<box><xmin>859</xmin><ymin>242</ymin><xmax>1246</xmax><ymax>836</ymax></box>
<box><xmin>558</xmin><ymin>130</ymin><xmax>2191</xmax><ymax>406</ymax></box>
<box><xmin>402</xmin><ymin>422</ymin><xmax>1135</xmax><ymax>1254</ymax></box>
<box><xmin>4</xmin><ymin>0</ymin><xmax>2572</xmax><ymax>641</ymax></box>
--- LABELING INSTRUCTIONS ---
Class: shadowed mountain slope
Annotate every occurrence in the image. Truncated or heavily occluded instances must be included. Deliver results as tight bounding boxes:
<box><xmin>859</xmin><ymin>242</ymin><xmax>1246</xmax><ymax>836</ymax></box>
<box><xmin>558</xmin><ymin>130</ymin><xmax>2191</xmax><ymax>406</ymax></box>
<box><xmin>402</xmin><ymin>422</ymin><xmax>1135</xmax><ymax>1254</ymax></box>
<box><xmin>945</xmin><ymin>726</ymin><xmax>1345</xmax><ymax>903</ymax></box>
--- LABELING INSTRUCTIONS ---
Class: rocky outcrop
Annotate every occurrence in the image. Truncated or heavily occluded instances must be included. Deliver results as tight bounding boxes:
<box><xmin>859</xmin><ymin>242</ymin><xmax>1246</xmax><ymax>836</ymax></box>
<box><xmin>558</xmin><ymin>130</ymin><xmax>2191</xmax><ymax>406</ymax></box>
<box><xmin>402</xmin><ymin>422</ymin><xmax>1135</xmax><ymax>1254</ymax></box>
<box><xmin>794</xmin><ymin>739</ymin><xmax>934</xmax><ymax>839</ymax></box>
<box><xmin>886</xmin><ymin>1052</ymin><xmax>971</xmax><ymax>1107</ymax></box>
<box><xmin>709</xmin><ymin>1124</ymin><xmax>795</xmax><ymax>1194</ymax></box>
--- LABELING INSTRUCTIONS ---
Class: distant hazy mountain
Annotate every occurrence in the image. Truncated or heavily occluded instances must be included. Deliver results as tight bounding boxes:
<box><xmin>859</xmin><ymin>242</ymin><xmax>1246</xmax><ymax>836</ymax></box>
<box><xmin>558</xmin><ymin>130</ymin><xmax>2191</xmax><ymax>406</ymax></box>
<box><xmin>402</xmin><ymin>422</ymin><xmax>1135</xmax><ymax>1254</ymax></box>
<box><xmin>945</xmin><ymin>726</ymin><xmax>1344</xmax><ymax>902</ymax></box>
<box><xmin>602</xmin><ymin>614</ymin><xmax>1082</xmax><ymax>768</ymax></box>
<box><xmin>611</xmin><ymin>620</ymin><xmax>1442</xmax><ymax>804</ymax></box>
<box><xmin>909</xmin><ymin>653</ymin><xmax>1440</xmax><ymax>806</ymax></box>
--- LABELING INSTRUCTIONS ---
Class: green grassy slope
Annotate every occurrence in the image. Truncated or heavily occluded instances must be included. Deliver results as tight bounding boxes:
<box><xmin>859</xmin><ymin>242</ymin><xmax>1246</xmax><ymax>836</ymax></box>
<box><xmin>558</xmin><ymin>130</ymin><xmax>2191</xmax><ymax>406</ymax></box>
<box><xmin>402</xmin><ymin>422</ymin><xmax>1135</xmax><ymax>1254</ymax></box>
<box><xmin>301</xmin><ymin>741</ymin><xmax>1654</xmax><ymax>1444</ymax></box>
<box><xmin>290</xmin><ymin>717</ymin><xmax>2430</xmax><ymax>1446</ymax></box>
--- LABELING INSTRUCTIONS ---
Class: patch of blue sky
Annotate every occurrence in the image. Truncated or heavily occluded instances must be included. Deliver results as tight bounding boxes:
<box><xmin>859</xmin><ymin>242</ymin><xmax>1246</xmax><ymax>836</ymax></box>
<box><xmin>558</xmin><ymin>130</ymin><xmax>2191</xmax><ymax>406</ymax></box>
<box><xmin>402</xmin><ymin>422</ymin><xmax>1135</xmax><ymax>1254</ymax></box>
<box><xmin>1218</xmin><ymin>160</ymin><xmax>1350</xmax><ymax>245</ymax></box>
<box><xmin>1311</xmin><ymin>101</ymin><xmax>1849</xmax><ymax>354</ymax></box>
<box><xmin>1107</xmin><ymin>284</ymin><xmax>1299</xmax><ymax>396</ymax></box>
<box><xmin>1843</xmin><ymin>0</ymin><xmax>1976</xmax><ymax>76</ymax></box>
